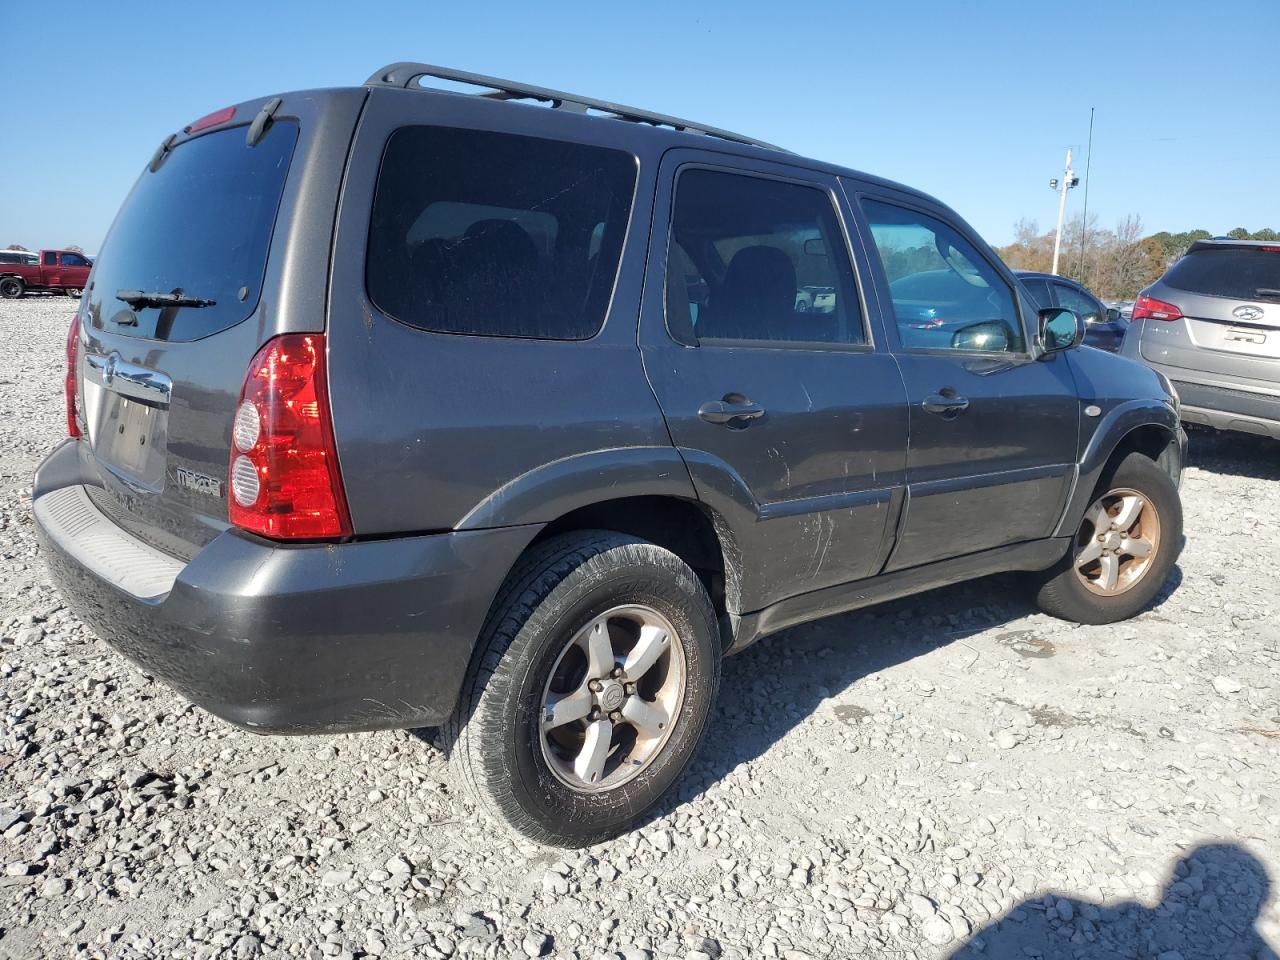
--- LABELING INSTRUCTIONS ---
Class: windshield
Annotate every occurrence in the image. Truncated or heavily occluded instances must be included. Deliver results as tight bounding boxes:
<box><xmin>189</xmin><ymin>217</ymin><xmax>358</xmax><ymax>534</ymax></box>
<box><xmin>85</xmin><ymin>122</ymin><xmax>298</xmax><ymax>340</ymax></box>
<box><xmin>1163</xmin><ymin>246</ymin><xmax>1280</xmax><ymax>303</ymax></box>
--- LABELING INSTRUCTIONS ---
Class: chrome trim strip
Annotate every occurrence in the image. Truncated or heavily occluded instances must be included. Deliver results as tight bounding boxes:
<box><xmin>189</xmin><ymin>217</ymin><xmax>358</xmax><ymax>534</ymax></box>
<box><xmin>83</xmin><ymin>352</ymin><xmax>172</xmax><ymax>407</ymax></box>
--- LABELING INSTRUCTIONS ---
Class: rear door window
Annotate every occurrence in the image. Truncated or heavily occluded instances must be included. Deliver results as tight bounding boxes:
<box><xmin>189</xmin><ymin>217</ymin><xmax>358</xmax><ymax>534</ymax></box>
<box><xmin>366</xmin><ymin>126</ymin><xmax>637</xmax><ymax>340</ymax></box>
<box><xmin>85</xmin><ymin>122</ymin><xmax>298</xmax><ymax>341</ymax></box>
<box><xmin>666</xmin><ymin>168</ymin><xmax>864</xmax><ymax>345</ymax></box>
<box><xmin>1163</xmin><ymin>246</ymin><xmax>1280</xmax><ymax>302</ymax></box>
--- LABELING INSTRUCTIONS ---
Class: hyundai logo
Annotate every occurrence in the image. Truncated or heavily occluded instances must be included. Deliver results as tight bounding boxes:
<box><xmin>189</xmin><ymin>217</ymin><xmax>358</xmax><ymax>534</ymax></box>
<box><xmin>1233</xmin><ymin>304</ymin><xmax>1265</xmax><ymax>322</ymax></box>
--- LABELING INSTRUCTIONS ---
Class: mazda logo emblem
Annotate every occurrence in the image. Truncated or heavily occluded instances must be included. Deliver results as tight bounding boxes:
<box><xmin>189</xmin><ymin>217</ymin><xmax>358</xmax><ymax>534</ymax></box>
<box><xmin>1233</xmin><ymin>305</ymin><xmax>1265</xmax><ymax>323</ymax></box>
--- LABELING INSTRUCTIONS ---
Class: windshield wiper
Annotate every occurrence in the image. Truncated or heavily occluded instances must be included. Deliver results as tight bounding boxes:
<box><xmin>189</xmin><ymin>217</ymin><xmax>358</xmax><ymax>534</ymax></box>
<box><xmin>1255</xmin><ymin>288</ymin><xmax>1280</xmax><ymax>299</ymax></box>
<box><xmin>116</xmin><ymin>289</ymin><xmax>216</xmax><ymax>309</ymax></box>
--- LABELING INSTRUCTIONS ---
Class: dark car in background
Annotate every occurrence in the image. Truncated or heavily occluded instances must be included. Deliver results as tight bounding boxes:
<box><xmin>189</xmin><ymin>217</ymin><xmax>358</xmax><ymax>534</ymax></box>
<box><xmin>1122</xmin><ymin>239</ymin><xmax>1280</xmax><ymax>439</ymax></box>
<box><xmin>1016</xmin><ymin>271</ymin><xmax>1128</xmax><ymax>352</ymax></box>
<box><xmin>33</xmin><ymin>62</ymin><xmax>1186</xmax><ymax>847</ymax></box>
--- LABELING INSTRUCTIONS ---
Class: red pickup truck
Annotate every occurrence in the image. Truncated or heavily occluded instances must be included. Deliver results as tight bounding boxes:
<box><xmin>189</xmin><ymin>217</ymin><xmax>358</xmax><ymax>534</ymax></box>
<box><xmin>0</xmin><ymin>250</ymin><xmax>92</xmax><ymax>299</ymax></box>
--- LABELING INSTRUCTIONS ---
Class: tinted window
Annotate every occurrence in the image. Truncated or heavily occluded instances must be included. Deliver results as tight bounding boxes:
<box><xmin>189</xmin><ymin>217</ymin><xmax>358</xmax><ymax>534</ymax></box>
<box><xmin>1019</xmin><ymin>277</ymin><xmax>1053</xmax><ymax>308</ymax></box>
<box><xmin>1052</xmin><ymin>282</ymin><xmax>1102</xmax><ymax>322</ymax></box>
<box><xmin>61</xmin><ymin>252</ymin><xmax>90</xmax><ymax>267</ymax></box>
<box><xmin>862</xmin><ymin>200</ymin><xmax>1024</xmax><ymax>353</ymax></box>
<box><xmin>367</xmin><ymin>126</ymin><xmax>637</xmax><ymax>340</ymax></box>
<box><xmin>43</xmin><ymin>252</ymin><xmax>56</xmax><ymax>266</ymax></box>
<box><xmin>1163</xmin><ymin>246</ymin><xmax>1280</xmax><ymax>302</ymax></box>
<box><xmin>85</xmin><ymin>123</ymin><xmax>298</xmax><ymax>341</ymax></box>
<box><xmin>667</xmin><ymin>169</ymin><xmax>863</xmax><ymax>345</ymax></box>
<box><xmin>0</xmin><ymin>253</ymin><xmax>18</xmax><ymax>264</ymax></box>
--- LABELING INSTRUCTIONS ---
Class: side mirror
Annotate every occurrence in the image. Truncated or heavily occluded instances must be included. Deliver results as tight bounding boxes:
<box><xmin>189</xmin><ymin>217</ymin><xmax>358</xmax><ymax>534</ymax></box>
<box><xmin>951</xmin><ymin>320</ymin><xmax>1012</xmax><ymax>353</ymax></box>
<box><xmin>1106</xmin><ymin>307</ymin><xmax>1121</xmax><ymax>322</ymax></box>
<box><xmin>1038</xmin><ymin>307</ymin><xmax>1084</xmax><ymax>354</ymax></box>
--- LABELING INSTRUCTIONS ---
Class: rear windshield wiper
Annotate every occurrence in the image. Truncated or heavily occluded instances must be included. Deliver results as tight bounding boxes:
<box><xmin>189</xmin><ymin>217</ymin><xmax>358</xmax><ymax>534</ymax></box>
<box><xmin>116</xmin><ymin>289</ymin><xmax>217</xmax><ymax>309</ymax></box>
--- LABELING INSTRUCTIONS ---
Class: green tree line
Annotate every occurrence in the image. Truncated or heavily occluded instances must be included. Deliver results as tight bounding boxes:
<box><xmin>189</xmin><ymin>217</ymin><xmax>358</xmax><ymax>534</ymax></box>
<box><xmin>997</xmin><ymin>219</ymin><xmax>1279</xmax><ymax>300</ymax></box>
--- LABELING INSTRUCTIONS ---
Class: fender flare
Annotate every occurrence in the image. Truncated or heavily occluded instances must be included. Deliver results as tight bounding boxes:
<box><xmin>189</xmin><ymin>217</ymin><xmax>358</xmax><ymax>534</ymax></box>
<box><xmin>1054</xmin><ymin>399</ymin><xmax>1182</xmax><ymax>538</ymax></box>
<box><xmin>455</xmin><ymin>446</ymin><xmax>701</xmax><ymax>530</ymax></box>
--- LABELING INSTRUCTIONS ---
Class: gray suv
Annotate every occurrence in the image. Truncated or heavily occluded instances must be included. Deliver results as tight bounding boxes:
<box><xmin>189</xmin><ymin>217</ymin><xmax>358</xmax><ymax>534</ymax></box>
<box><xmin>1122</xmin><ymin>239</ymin><xmax>1280</xmax><ymax>439</ymax></box>
<box><xmin>34</xmin><ymin>63</ymin><xmax>1186</xmax><ymax>847</ymax></box>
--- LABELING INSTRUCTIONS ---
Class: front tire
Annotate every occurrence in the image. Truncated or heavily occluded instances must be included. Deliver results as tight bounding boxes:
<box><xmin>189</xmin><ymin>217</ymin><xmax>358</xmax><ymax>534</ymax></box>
<box><xmin>1032</xmin><ymin>452</ymin><xmax>1182</xmax><ymax>624</ymax></box>
<box><xmin>445</xmin><ymin>531</ymin><xmax>721</xmax><ymax>847</ymax></box>
<box><xmin>0</xmin><ymin>277</ymin><xmax>24</xmax><ymax>299</ymax></box>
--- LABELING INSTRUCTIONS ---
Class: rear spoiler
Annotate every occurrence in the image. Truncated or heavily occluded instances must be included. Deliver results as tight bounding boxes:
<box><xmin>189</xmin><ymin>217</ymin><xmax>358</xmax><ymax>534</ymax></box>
<box><xmin>1186</xmin><ymin>239</ymin><xmax>1280</xmax><ymax>255</ymax></box>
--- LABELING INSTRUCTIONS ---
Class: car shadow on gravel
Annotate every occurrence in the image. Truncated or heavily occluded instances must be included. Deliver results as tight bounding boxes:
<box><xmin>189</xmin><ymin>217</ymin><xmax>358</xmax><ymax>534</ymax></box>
<box><xmin>1185</xmin><ymin>426</ymin><xmax>1280</xmax><ymax>481</ymax></box>
<box><xmin>947</xmin><ymin>842</ymin><xmax>1274</xmax><ymax>960</ymax></box>
<box><xmin>655</xmin><ymin>562</ymin><xmax>1186</xmax><ymax>827</ymax></box>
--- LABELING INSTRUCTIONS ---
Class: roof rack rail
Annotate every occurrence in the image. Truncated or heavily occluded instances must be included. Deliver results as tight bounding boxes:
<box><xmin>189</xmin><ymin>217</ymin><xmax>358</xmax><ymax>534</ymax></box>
<box><xmin>364</xmin><ymin>62</ymin><xmax>787</xmax><ymax>153</ymax></box>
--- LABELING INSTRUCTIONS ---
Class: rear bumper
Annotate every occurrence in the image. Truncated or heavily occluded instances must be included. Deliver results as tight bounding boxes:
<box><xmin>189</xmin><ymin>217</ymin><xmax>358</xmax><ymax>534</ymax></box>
<box><xmin>1172</xmin><ymin>380</ymin><xmax>1280</xmax><ymax>439</ymax></box>
<box><xmin>34</xmin><ymin>440</ymin><xmax>540</xmax><ymax>733</ymax></box>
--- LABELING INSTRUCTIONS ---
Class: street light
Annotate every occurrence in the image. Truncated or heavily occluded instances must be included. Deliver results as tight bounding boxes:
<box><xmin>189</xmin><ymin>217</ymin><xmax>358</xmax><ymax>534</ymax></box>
<box><xmin>1050</xmin><ymin>150</ymin><xmax>1079</xmax><ymax>276</ymax></box>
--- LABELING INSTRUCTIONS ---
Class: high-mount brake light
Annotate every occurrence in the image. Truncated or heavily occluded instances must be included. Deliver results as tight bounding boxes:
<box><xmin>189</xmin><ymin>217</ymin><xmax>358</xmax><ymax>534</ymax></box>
<box><xmin>65</xmin><ymin>314</ymin><xmax>81</xmax><ymax>438</ymax></box>
<box><xmin>227</xmin><ymin>334</ymin><xmax>352</xmax><ymax>540</ymax></box>
<box><xmin>186</xmin><ymin>106</ymin><xmax>236</xmax><ymax>134</ymax></box>
<box><xmin>1132</xmin><ymin>294</ymin><xmax>1184</xmax><ymax>322</ymax></box>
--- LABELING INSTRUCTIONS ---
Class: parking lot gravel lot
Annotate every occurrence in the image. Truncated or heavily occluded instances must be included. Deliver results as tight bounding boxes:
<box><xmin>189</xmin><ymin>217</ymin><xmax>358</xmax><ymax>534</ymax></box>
<box><xmin>2</xmin><ymin>295</ymin><xmax>1278</xmax><ymax>960</ymax></box>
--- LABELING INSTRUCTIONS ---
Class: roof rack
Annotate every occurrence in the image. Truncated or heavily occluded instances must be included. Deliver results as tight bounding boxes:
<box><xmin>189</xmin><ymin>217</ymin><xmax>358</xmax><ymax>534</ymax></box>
<box><xmin>364</xmin><ymin>62</ymin><xmax>787</xmax><ymax>153</ymax></box>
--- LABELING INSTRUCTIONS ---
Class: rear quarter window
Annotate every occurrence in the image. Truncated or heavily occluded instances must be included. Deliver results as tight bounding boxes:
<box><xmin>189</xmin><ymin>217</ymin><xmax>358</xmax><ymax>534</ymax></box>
<box><xmin>366</xmin><ymin>126</ymin><xmax>637</xmax><ymax>340</ymax></box>
<box><xmin>1163</xmin><ymin>247</ymin><xmax>1280</xmax><ymax>302</ymax></box>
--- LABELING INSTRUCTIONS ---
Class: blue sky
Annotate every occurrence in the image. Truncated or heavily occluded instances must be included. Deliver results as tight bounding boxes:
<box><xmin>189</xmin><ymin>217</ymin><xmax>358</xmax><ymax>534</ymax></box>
<box><xmin>4</xmin><ymin>0</ymin><xmax>1277</xmax><ymax>253</ymax></box>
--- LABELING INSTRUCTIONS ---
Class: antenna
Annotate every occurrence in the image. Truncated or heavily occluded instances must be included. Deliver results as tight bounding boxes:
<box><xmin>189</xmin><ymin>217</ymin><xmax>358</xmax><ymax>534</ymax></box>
<box><xmin>1076</xmin><ymin>107</ymin><xmax>1095</xmax><ymax>276</ymax></box>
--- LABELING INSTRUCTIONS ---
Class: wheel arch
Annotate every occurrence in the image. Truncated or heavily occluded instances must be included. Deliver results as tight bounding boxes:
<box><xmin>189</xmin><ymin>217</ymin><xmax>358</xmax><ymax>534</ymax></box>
<box><xmin>1055</xmin><ymin>401</ymin><xmax>1183</xmax><ymax>538</ymax></box>
<box><xmin>529</xmin><ymin>494</ymin><xmax>741</xmax><ymax>649</ymax></box>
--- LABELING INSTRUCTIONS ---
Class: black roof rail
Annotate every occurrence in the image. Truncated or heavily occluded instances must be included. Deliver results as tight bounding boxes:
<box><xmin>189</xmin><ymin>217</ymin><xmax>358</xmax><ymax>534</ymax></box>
<box><xmin>364</xmin><ymin>62</ymin><xmax>788</xmax><ymax>153</ymax></box>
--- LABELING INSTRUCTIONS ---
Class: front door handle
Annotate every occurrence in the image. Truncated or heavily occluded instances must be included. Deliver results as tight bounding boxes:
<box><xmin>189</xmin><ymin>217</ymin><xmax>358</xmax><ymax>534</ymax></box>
<box><xmin>922</xmin><ymin>392</ymin><xmax>970</xmax><ymax>416</ymax></box>
<box><xmin>698</xmin><ymin>398</ymin><xmax>765</xmax><ymax>425</ymax></box>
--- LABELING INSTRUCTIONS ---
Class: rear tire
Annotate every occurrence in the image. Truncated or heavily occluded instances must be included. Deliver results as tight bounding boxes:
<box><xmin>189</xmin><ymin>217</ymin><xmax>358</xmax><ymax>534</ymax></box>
<box><xmin>0</xmin><ymin>277</ymin><xmax>24</xmax><ymax>299</ymax></box>
<box><xmin>445</xmin><ymin>530</ymin><xmax>721</xmax><ymax>847</ymax></box>
<box><xmin>1032</xmin><ymin>452</ymin><xmax>1182</xmax><ymax>624</ymax></box>
<box><xmin>65</xmin><ymin>287</ymin><xmax>82</xmax><ymax>298</ymax></box>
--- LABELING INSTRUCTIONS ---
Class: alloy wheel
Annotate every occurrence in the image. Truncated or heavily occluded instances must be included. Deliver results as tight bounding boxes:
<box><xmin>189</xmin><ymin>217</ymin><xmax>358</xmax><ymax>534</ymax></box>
<box><xmin>539</xmin><ymin>604</ymin><xmax>686</xmax><ymax>792</ymax></box>
<box><xmin>1073</xmin><ymin>487</ymin><xmax>1161</xmax><ymax>596</ymax></box>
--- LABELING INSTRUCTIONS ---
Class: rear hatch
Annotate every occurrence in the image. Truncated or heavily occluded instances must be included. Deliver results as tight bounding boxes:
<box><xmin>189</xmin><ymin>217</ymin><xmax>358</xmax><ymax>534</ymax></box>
<box><xmin>71</xmin><ymin>91</ymin><xmax>363</xmax><ymax>559</ymax></box>
<box><xmin>1139</xmin><ymin>244</ymin><xmax>1280</xmax><ymax>383</ymax></box>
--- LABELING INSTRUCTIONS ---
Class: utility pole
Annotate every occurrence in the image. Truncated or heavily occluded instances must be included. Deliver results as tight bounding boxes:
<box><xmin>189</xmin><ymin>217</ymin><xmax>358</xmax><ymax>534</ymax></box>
<box><xmin>1049</xmin><ymin>148</ymin><xmax>1079</xmax><ymax>276</ymax></box>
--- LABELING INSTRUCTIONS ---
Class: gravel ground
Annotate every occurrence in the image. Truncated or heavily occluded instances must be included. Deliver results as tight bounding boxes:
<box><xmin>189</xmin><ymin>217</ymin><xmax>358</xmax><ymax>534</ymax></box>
<box><xmin>2</xmin><ymin>295</ymin><xmax>1278</xmax><ymax>960</ymax></box>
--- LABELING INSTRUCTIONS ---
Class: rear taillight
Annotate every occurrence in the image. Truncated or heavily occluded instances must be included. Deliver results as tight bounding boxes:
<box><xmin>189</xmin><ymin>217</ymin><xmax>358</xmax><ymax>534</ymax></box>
<box><xmin>227</xmin><ymin>334</ymin><xmax>352</xmax><ymax>540</ymax></box>
<box><xmin>1132</xmin><ymin>294</ymin><xmax>1183</xmax><ymax>322</ymax></box>
<box><xmin>65</xmin><ymin>314</ymin><xmax>81</xmax><ymax>438</ymax></box>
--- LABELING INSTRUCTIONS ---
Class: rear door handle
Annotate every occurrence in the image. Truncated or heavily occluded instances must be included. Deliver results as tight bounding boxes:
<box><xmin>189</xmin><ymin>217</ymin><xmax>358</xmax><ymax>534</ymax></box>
<box><xmin>698</xmin><ymin>398</ymin><xmax>765</xmax><ymax>424</ymax></box>
<box><xmin>922</xmin><ymin>392</ymin><xmax>969</xmax><ymax>416</ymax></box>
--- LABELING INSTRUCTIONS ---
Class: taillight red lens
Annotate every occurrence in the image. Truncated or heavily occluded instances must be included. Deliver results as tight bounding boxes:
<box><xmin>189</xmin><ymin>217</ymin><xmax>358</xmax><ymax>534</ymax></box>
<box><xmin>65</xmin><ymin>314</ymin><xmax>81</xmax><ymax>438</ymax></box>
<box><xmin>1132</xmin><ymin>294</ymin><xmax>1184</xmax><ymax>322</ymax></box>
<box><xmin>227</xmin><ymin>334</ymin><xmax>352</xmax><ymax>540</ymax></box>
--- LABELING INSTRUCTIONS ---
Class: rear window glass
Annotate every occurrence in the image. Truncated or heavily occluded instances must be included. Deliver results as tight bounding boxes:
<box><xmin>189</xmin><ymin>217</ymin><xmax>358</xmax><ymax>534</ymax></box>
<box><xmin>366</xmin><ymin>126</ymin><xmax>637</xmax><ymax>339</ymax></box>
<box><xmin>85</xmin><ymin>123</ymin><xmax>297</xmax><ymax>341</ymax></box>
<box><xmin>1163</xmin><ymin>247</ymin><xmax>1280</xmax><ymax>302</ymax></box>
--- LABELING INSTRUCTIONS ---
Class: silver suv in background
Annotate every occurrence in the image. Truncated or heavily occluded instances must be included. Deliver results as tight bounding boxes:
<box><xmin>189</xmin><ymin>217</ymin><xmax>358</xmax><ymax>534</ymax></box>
<box><xmin>1123</xmin><ymin>239</ymin><xmax>1280</xmax><ymax>439</ymax></box>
